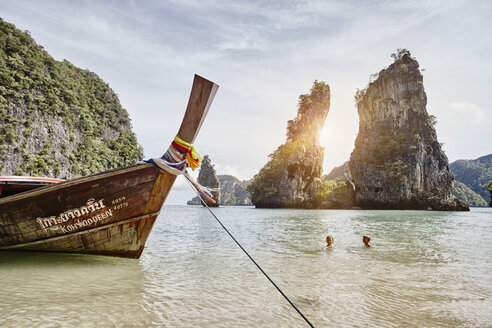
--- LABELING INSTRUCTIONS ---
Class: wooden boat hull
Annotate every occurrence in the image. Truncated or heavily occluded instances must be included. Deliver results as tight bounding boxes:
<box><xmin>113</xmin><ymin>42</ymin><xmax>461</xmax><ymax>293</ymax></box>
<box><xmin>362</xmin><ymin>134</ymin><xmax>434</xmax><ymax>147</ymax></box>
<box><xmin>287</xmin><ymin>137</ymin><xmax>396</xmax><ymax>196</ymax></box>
<box><xmin>0</xmin><ymin>74</ymin><xmax>218</xmax><ymax>258</ymax></box>
<box><xmin>0</xmin><ymin>163</ymin><xmax>175</xmax><ymax>258</ymax></box>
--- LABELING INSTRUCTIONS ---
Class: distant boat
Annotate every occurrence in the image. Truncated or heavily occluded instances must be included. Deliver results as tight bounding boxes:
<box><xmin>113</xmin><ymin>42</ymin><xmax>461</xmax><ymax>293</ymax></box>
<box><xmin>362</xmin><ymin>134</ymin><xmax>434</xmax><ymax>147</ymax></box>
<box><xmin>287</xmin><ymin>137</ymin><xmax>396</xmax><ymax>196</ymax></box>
<box><xmin>0</xmin><ymin>75</ymin><xmax>218</xmax><ymax>259</ymax></box>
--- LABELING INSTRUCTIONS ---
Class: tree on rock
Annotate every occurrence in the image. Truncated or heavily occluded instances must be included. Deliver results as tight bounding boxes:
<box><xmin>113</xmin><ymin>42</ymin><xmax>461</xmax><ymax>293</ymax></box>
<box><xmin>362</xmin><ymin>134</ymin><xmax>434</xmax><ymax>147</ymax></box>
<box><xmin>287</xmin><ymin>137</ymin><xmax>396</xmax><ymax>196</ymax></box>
<box><xmin>488</xmin><ymin>181</ymin><xmax>492</xmax><ymax>207</ymax></box>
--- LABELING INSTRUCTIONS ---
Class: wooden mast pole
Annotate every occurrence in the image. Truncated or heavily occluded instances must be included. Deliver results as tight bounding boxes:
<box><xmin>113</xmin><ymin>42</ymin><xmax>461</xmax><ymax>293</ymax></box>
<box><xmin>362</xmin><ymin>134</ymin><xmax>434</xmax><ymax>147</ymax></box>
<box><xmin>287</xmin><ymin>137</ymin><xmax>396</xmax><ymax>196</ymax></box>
<box><xmin>175</xmin><ymin>74</ymin><xmax>219</xmax><ymax>144</ymax></box>
<box><xmin>139</xmin><ymin>75</ymin><xmax>219</xmax><ymax>257</ymax></box>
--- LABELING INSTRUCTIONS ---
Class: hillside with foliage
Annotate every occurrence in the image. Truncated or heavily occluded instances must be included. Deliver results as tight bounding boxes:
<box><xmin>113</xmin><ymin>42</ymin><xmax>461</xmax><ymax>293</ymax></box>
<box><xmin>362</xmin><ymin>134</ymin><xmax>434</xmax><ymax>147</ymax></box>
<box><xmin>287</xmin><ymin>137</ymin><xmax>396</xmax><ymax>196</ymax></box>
<box><xmin>0</xmin><ymin>18</ymin><xmax>143</xmax><ymax>178</ymax></box>
<box><xmin>323</xmin><ymin>161</ymin><xmax>351</xmax><ymax>182</ymax></box>
<box><xmin>450</xmin><ymin>154</ymin><xmax>492</xmax><ymax>205</ymax></box>
<box><xmin>452</xmin><ymin>181</ymin><xmax>488</xmax><ymax>207</ymax></box>
<box><xmin>488</xmin><ymin>181</ymin><xmax>492</xmax><ymax>207</ymax></box>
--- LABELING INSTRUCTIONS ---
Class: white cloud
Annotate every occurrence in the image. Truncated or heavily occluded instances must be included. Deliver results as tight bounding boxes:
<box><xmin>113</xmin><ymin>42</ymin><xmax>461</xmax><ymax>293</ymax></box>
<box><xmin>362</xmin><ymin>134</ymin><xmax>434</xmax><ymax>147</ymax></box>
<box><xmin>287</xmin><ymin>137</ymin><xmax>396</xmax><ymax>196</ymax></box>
<box><xmin>214</xmin><ymin>163</ymin><xmax>240</xmax><ymax>178</ymax></box>
<box><xmin>444</xmin><ymin>101</ymin><xmax>485</xmax><ymax>123</ymax></box>
<box><xmin>0</xmin><ymin>0</ymin><xmax>490</xmax><ymax>179</ymax></box>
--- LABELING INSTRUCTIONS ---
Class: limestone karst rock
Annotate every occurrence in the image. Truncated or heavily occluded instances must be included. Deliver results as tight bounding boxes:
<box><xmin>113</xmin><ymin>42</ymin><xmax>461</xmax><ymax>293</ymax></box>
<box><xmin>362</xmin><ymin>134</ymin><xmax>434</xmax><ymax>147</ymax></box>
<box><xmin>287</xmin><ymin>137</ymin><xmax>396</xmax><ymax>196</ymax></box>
<box><xmin>217</xmin><ymin>175</ymin><xmax>252</xmax><ymax>206</ymax></box>
<box><xmin>0</xmin><ymin>19</ymin><xmax>143</xmax><ymax>178</ymax></box>
<box><xmin>188</xmin><ymin>174</ymin><xmax>252</xmax><ymax>206</ymax></box>
<box><xmin>247</xmin><ymin>81</ymin><xmax>330</xmax><ymax>208</ymax></box>
<box><xmin>349</xmin><ymin>49</ymin><xmax>468</xmax><ymax>211</ymax></box>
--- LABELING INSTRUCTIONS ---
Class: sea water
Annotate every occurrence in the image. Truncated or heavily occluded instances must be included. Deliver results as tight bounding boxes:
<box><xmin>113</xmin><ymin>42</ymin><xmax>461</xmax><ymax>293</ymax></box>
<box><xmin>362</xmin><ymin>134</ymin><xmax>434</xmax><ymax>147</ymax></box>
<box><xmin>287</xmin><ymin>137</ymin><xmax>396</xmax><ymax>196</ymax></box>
<box><xmin>1</xmin><ymin>206</ymin><xmax>491</xmax><ymax>327</ymax></box>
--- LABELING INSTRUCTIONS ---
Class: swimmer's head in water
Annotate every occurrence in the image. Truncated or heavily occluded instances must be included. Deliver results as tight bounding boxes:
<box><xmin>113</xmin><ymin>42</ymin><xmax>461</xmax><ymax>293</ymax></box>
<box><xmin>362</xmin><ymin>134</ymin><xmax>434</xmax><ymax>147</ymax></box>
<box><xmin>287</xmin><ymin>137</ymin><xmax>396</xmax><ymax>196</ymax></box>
<box><xmin>362</xmin><ymin>235</ymin><xmax>371</xmax><ymax>246</ymax></box>
<box><xmin>326</xmin><ymin>235</ymin><xmax>334</xmax><ymax>247</ymax></box>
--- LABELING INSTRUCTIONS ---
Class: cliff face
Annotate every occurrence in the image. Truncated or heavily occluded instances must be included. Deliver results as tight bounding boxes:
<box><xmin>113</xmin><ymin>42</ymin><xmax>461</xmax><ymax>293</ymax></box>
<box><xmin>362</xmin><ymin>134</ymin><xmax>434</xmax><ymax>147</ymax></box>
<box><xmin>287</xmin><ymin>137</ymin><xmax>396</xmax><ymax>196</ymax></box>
<box><xmin>188</xmin><ymin>174</ymin><xmax>251</xmax><ymax>206</ymax></box>
<box><xmin>0</xmin><ymin>19</ymin><xmax>143</xmax><ymax>178</ymax></box>
<box><xmin>218</xmin><ymin>175</ymin><xmax>252</xmax><ymax>206</ymax></box>
<box><xmin>248</xmin><ymin>81</ymin><xmax>330</xmax><ymax>208</ymax></box>
<box><xmin>349</xmin><ymin>50</ymin><xmax>468</xmax><ymax>210</ymax></box>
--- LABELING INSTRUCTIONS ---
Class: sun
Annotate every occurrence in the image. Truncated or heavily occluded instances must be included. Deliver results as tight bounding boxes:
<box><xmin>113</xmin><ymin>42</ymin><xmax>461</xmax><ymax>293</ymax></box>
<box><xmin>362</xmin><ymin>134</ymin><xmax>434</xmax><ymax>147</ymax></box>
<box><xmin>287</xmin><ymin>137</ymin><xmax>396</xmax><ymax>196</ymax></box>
<box><xmin>319</xmin><ymin>126</ymin><xmax>329</xmax><ymax>144</ymax></box>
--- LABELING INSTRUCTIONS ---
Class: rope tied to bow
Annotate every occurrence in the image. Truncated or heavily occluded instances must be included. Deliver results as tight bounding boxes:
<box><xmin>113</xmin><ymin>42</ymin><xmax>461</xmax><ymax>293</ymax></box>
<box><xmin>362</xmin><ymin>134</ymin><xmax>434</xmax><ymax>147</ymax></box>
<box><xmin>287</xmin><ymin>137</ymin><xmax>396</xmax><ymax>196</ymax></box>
<box><xmin>145</xmin><ymin>136</ymin><xmax>216</xmax><ymax>203</ymax></box>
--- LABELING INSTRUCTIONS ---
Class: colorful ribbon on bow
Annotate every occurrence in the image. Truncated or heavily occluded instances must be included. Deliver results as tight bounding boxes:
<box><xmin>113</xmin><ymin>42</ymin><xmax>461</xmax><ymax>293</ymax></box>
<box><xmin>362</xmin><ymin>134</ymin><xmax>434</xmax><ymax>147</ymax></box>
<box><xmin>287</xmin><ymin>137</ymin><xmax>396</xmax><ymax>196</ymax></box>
<box><xmin>171</xmin><ymin>136</ymin><xmax>202</xmax><ymax>170</ymax></box>
<box><xmin>144</xmin><ymin>135</ymin><xmax>215</xmax><ymax>204</ymax></box>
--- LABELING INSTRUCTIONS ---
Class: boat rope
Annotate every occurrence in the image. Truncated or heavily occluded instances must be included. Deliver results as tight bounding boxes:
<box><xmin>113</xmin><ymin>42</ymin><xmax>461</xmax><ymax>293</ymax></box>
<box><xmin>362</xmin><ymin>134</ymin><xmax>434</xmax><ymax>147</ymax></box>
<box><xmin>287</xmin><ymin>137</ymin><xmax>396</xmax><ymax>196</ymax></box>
<box><xmin>145</xmin><ymin>136</ymin><xmax>216</xmax><ymax>203</ymax></box>
<box><xmin>185</xmin><ymin>178</ymin><xmax>316</xmax><ymax>328</ymax></box>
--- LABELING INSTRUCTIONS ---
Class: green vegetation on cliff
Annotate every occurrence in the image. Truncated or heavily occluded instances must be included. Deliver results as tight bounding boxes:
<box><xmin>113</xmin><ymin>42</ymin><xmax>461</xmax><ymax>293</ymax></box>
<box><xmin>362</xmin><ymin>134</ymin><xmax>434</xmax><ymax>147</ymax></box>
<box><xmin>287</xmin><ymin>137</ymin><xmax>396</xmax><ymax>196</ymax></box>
<box><xmin>449</xmin><ymin>154</ymin><xmax>492</xmax><ymax>206</ymax></box>
<box><xmin>488</xmin><ymin>181</ymin><xmax>492</xmax><ymax>206</ymax></box>
<box><xmin>0</xmin><ymin>18</ymin><xmax>143</xmax><ymax>177</ymax></box>
<box><xmin>453</xmin><ymin>181</ymin><xmax>488</xmax><ymax>207</ymax></box>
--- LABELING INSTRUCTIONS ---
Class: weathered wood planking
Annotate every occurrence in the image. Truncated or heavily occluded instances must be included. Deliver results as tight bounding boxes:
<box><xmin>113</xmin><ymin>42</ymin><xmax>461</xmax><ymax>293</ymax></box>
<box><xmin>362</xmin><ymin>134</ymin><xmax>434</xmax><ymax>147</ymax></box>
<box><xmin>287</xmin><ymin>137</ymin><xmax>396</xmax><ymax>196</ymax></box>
<box><xmin>0</xmin><ymin>75</ymin><xmax>218</xmax><ymax>258</ymax></box>
<box><xmin>0</xmin><ymin>164</ymin><xmax>158</xmax><ymax>245</ymax></box>
<box><xmin>176</xmin><ymin>74</ymin><xmax>219</xmax><ymax>144</ymax></box>
<box><xmin>3</xmin><ymin>214</ymin><xmax>160</xmax><ymax>258</ymax></box>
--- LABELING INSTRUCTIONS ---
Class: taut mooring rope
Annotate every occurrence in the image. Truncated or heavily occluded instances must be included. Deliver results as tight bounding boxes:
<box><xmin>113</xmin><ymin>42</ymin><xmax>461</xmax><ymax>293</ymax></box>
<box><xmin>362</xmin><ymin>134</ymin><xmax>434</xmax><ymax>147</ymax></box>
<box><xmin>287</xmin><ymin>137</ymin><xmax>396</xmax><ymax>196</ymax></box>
<box><xmin>185</xmin><ymin>179</ymin><xmax>316</xmax><ymax>328</ymax></box>
<box><xmin>146</xmin><ymin>136</ymin><xmax>315</xmax><ymax>326</ymax></box>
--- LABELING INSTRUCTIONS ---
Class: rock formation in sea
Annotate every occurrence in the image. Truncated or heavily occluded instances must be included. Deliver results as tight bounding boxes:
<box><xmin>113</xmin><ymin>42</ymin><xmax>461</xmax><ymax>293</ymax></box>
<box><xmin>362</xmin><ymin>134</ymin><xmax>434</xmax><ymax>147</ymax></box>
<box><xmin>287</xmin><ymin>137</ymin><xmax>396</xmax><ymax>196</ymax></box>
<box><xmin>0</xmin><ymin>19</ymin><xmax>143</xmax><ymax>178</ymax></box>
<box><xmin>188</xmin><ymin>174</ymin><xmax>252</xmax><ymax>206</ymax></box>
<box><xmin>349</xmin><ymin>49</ymin><xmax>468</xmax><ymax>211</ymax></box>
<box><xmin>247</xmin><ymin>80</ymin><xmax>330</xmax><ymax>208</ymax></box>
<box><xmin>217</xmin><ymin>175</ymin><xmax>252</xmax><ymax>206</ymax></box>
<box><xmin>187</xmin><ymin>155</ymin><xmax>220</xmax><ymax>207</ymax></box>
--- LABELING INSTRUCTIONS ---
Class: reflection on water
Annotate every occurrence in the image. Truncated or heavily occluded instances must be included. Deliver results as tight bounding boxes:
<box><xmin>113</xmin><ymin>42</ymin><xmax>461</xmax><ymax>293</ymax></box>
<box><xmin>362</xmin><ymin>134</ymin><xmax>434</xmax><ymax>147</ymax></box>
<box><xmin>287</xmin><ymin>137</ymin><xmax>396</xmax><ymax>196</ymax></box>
<box><xmin>1</xmin><ymin>206</ymin><xmax>491</xmax><ymax>327</ymax></box>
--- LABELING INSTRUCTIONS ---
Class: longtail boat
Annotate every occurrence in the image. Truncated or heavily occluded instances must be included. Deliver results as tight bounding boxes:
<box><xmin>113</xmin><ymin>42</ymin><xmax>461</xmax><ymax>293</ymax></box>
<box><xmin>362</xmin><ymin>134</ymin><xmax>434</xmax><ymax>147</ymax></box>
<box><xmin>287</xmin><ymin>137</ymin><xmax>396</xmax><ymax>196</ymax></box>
<box><xmin>0</xmin><ymin>75</ymin><xmax>218</xmax><ymax>259</ymax></box>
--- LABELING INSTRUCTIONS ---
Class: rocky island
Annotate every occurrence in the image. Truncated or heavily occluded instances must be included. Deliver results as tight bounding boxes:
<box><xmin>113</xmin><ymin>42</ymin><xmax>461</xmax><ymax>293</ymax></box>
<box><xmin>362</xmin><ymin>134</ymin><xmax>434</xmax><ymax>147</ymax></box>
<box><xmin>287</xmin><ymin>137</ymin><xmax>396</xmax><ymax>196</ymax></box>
<box><xmin>349</xmin><ymin>49</ymin><xmax>468</xmax><ymax>211</ymax></box>
<box><xmin>0</xmin><ymin>19</ymin><xmax>142</xmax><ymax>178</ymax></box>
<box><xmin>217</xmin><ymin>175</ymin><xmax>252</xmax><ymax>206</ymax></box>
<box><xmin>247</xmin><ymin>81</ymin><xmax>331</xmax><ymax>208</ymax></box>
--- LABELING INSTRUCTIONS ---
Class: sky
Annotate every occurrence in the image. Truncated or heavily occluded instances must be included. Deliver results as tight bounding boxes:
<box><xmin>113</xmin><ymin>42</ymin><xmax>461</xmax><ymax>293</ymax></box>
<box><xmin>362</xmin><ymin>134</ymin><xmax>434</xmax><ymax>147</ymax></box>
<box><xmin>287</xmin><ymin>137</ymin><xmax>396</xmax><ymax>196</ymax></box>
<box><xmin>0</xmin><ymin>0</ymin><xmax>491</xmax><ymax>204</ymax></box>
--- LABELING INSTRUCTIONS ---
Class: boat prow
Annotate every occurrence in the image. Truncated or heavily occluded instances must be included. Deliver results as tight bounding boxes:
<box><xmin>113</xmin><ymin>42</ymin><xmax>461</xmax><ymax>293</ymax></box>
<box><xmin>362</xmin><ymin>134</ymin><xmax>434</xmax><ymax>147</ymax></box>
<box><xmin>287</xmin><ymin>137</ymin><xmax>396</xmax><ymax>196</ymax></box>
<box><xmin>0</xmin><ymin>75</ymin><xmax>218</xmax><ymax>259</ymax></box>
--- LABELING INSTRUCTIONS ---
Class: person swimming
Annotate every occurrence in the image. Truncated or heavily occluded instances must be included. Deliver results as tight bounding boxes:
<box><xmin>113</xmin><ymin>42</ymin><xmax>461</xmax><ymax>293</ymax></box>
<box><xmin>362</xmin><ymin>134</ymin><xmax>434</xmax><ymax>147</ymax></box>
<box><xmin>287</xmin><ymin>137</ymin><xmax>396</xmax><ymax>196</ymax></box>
<box><xmin>326</xmin><ymin>235</ymin><xmax>334</xmax><ymax>247</ymax></box>
<box><xmin>362</xmin><ymin>235</ymin><xmax>372</xmax><ymax>247</ymax></box>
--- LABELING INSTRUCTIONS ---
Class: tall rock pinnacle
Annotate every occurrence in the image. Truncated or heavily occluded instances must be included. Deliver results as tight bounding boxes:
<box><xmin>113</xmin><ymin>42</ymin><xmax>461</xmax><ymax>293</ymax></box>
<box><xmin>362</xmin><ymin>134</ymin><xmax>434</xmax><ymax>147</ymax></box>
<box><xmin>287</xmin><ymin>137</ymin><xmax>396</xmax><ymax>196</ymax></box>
<box><xmin>349</xmin><ymin>49</ymin><xmax>468</xmax><ymax>211</ymax></box>
<box><xmin>248</xmin><ymin>81</ymin><xmax>330</xmax><ymax>208</ymax></box>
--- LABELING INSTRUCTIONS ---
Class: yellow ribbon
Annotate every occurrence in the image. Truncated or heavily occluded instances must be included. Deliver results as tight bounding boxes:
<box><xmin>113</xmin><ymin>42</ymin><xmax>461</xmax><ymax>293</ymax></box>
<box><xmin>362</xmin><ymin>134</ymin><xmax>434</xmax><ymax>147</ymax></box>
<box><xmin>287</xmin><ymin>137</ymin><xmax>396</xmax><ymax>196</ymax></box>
<box><xmin>174</xmin><ymin>136</ymin><xmax>202</xmax><ymax>170</ymax></box>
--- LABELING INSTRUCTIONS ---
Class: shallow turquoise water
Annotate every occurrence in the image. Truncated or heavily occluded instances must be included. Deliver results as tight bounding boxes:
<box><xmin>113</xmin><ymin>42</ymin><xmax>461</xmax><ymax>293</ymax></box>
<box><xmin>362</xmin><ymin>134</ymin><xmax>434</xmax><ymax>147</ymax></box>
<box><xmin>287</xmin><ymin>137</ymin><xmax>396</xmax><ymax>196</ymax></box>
<box><xmin>1</xmin><ymin>206</ymin><xmax>491</xmax><ymax>327</ymax></box>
